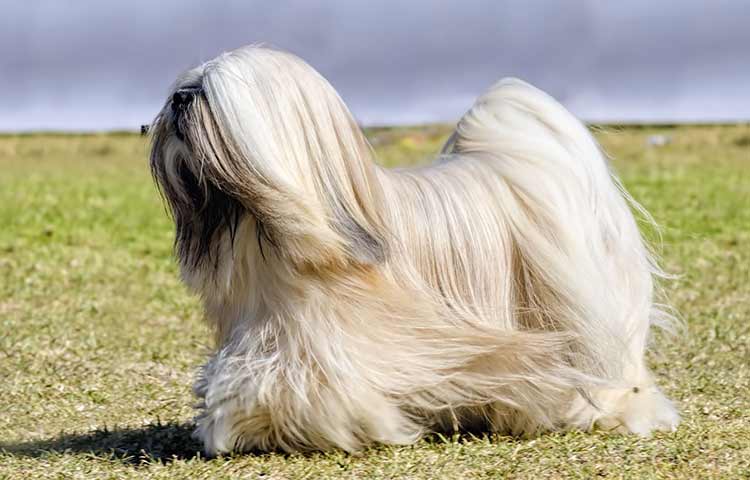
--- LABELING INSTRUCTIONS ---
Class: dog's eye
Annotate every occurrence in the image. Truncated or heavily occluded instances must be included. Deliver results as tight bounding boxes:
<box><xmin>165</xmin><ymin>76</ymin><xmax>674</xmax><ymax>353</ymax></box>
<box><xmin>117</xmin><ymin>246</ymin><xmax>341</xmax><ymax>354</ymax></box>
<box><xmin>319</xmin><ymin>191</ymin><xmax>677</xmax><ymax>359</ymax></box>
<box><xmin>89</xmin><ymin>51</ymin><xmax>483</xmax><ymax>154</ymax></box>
<box><xmin>172</xmin><ymin>87</ymin><xmax>202</xmax><ymax>111</ymax></box>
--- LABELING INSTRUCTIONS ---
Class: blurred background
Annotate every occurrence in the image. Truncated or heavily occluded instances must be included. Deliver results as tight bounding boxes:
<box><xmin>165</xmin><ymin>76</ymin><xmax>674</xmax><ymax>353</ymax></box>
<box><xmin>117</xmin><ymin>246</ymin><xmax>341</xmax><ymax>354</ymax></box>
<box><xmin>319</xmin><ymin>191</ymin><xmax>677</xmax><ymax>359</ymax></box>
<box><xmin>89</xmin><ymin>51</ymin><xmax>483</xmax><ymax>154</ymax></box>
<box><xmin>3</xmin><ymin>0</ymin><xmax>749</xmax><ymax>131</ymax></box>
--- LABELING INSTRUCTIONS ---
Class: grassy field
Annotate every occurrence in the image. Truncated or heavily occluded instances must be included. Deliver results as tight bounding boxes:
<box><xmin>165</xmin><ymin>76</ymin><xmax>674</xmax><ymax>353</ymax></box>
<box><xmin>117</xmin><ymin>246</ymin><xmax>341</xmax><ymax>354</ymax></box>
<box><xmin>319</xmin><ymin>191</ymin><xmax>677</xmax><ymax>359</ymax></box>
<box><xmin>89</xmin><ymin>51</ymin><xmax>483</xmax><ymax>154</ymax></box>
<box><xmin>1</xmin><ymin>125</ymin><xmax>748</xmax><ymax>479</ymax></box>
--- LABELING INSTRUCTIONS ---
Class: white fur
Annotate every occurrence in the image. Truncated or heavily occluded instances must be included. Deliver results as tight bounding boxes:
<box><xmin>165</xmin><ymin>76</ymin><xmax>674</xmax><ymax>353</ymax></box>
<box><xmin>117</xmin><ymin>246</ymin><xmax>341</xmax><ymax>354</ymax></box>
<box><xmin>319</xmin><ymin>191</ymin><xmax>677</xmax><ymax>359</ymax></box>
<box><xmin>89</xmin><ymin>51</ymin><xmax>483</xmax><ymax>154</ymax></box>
<box><xmin>149</xmin><ymin>46</ymin><xmax>679</xmax><ymax>454</ymax></box>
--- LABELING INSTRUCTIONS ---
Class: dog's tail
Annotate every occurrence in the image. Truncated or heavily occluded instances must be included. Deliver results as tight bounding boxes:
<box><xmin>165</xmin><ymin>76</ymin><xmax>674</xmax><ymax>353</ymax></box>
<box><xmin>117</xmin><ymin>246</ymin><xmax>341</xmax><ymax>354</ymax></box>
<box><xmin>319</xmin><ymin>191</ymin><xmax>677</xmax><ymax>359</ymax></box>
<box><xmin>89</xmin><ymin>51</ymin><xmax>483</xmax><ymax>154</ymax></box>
<box><xmin>445</xmin><ymin>78</ymin><xmax>666</xmax><ymax>386</ymax></box>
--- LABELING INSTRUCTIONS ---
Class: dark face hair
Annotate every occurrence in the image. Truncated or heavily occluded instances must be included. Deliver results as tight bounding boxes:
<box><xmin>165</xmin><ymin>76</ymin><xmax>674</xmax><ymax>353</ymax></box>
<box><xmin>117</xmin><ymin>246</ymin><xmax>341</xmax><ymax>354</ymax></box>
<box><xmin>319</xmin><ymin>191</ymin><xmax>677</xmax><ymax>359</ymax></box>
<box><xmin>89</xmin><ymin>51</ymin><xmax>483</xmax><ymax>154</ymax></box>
<box><xmin>172</xmin><ymin>160</ymin><xmax>244</xmax><ymax>269</ymax></box>
<box><xmin>150</xmin><ymin>89</ymin><xmax>246</xmax><ymax>270</ymax></box>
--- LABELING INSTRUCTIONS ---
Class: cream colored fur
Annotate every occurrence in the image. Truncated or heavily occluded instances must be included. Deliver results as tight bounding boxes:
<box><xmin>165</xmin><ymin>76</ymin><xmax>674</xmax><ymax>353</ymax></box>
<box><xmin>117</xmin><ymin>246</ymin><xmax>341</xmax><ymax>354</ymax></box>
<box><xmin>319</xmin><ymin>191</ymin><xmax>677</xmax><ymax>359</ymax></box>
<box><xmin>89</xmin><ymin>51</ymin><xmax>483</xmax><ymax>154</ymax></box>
<box><xmin>148</xmin><ymin>45</ymin><xmax>679</xmax><ymax>454</ymax></box>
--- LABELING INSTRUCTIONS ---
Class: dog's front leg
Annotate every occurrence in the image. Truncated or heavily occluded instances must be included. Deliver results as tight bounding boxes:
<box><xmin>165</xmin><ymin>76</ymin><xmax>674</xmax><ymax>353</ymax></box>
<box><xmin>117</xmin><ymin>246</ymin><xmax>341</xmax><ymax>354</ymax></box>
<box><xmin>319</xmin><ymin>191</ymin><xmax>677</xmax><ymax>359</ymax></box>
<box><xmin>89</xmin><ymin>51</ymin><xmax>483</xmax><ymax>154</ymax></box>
<box><xmin>191</xmin><ymin>338</ymin><xmax>421</xmax><ymax>454</ymax></box>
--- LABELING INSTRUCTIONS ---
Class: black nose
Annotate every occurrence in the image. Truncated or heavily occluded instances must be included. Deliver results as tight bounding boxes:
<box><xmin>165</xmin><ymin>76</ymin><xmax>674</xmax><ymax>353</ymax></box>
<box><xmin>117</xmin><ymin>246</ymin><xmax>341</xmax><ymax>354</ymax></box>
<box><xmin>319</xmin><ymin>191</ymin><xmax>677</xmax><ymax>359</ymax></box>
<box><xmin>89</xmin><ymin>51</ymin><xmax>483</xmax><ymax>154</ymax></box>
<box><xmin>172</xmin><ymin>87</ymin><xmax>201</xmax><ymax>110</ymax></box>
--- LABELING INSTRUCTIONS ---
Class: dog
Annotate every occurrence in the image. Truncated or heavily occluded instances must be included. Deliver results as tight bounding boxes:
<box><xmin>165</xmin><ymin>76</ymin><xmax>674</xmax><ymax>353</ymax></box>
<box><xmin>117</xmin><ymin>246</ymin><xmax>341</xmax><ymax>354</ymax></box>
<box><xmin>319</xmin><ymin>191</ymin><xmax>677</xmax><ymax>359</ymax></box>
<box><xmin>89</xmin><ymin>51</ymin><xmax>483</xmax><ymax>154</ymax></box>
<box><xmin>148</xmin><ymin>45</ymin><xmax>679</xmax><ymax>454</ymax></box>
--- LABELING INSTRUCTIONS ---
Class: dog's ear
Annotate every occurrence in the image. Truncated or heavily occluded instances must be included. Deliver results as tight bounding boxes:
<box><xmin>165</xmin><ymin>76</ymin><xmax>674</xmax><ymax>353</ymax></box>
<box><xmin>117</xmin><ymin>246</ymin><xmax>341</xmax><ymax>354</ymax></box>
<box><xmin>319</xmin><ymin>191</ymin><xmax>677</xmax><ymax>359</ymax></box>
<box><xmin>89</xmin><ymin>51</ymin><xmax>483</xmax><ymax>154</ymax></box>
<box><xmin>182</xmin><ymin>93</ymin><xmax>387</xmax><ymax>270</ymax></box>
<box><xmin>330</xmin><ymin>206</ymin><xmax>386</xmax><ymax>265</ymax></box>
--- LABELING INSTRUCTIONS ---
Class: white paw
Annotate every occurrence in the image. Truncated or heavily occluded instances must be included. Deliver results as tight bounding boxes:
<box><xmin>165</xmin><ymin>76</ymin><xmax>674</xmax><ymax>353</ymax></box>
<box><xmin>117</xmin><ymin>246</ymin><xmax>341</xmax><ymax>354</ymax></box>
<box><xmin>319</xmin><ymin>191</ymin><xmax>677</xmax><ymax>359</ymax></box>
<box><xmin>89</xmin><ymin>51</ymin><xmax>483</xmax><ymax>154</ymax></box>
<box><xmin>597</xmin><ymin>386</ymin><xmax>679</xmax><ymax>436</ymax></box>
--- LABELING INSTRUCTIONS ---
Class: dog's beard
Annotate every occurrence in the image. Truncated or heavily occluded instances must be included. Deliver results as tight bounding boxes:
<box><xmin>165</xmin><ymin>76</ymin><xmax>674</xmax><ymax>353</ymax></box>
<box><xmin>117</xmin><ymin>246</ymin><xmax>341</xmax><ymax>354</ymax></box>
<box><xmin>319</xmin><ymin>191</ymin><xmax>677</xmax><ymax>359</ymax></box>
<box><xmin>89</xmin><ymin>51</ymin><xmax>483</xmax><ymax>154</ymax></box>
<box><xmin>149</xmin><ymin>96</ymin><xmax>245</xmax><ymax>274</ymax></box>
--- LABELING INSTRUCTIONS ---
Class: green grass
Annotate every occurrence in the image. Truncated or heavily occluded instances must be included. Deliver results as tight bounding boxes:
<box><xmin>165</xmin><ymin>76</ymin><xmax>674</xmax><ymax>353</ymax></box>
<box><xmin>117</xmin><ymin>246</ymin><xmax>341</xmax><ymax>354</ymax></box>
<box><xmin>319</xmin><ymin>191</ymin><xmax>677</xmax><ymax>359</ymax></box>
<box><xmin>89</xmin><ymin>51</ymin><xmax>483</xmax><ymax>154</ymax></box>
<box><xmin>1</xmin><ymin>125</ymin><xmax>749</xmax><ymax>479</ymax></box>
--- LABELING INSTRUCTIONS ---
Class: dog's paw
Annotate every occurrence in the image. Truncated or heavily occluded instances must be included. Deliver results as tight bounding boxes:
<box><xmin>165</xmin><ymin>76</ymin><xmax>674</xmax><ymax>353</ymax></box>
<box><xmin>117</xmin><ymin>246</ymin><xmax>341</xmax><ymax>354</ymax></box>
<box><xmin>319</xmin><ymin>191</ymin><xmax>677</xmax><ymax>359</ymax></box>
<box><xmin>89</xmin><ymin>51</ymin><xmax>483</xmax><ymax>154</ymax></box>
<box><xmin>597</xmin><ymin>385</ymin><xmax>679</xmax><ymax>436</ymax></box>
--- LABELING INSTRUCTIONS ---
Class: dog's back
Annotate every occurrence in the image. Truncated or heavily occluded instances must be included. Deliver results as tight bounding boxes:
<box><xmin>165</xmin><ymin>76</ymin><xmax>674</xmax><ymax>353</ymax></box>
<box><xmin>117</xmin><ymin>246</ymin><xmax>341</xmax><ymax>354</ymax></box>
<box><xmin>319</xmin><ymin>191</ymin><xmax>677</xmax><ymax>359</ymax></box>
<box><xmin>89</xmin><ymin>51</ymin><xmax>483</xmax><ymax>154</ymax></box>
<box><xmin>379</xmin><ymin>79</ymin><xmax>678</xmax><ymax>436</ymax></box>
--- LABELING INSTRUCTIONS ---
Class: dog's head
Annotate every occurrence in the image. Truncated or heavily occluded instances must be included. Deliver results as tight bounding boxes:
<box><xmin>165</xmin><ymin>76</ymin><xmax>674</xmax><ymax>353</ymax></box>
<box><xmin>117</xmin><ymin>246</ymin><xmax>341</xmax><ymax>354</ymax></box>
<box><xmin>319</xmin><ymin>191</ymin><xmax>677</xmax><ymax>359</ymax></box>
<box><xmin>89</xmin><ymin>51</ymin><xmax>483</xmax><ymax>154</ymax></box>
<box><xmin>149</xmin><ymin>46</ymin><xmax>387</xmax><ymax>294</ymax></box>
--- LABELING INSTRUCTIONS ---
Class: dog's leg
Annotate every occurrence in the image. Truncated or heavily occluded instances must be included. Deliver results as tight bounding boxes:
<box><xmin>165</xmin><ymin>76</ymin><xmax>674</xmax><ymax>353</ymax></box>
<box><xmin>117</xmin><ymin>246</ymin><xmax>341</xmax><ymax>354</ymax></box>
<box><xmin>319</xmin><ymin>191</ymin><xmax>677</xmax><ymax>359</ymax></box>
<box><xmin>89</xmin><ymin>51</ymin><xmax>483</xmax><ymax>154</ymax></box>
<box><xmin>190</xmin><ymin>323</ymin><xmax>425</xmax><ymax>454</ymax></box>
<box><xmin>565</xmin><ymin>364</ymin><xmax>679</xmax><ymax>435</ymax></box>
<box><xmin>448</xmin><ymin>78</ymin><xmax>679</xmax><ymax>435</ymax></box>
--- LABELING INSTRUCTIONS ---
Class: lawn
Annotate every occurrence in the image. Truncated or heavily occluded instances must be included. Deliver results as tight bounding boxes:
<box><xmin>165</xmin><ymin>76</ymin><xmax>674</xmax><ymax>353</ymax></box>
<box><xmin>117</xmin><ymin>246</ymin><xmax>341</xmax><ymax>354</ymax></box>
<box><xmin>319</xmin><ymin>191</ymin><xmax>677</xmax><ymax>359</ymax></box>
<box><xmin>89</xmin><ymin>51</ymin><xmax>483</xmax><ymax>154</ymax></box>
<box><xmin>0</xmin><ymin>125</ymin><xmax>748</xmax><ymax>479</ymax></box>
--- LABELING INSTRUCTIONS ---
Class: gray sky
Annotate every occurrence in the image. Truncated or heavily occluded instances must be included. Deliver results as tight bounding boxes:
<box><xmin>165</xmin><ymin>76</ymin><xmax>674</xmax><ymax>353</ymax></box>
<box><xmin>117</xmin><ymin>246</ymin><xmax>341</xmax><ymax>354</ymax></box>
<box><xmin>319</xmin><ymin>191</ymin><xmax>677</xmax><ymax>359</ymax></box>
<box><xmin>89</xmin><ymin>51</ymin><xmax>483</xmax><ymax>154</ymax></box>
<box><xmin>2</xmin><ymin>0</ymin><xmax>749</xmax><ymax>131</ymax></box>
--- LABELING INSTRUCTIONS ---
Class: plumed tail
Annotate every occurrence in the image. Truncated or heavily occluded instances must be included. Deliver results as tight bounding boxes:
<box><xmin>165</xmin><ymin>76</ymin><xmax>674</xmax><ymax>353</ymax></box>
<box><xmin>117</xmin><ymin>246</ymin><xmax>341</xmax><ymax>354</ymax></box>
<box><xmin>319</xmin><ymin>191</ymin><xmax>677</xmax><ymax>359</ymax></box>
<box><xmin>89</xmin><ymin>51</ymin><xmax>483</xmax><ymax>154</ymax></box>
<box><xmin>446</xmin><ymin>78</ymin><xmax>667</xmax><ymax>381</ymax></box>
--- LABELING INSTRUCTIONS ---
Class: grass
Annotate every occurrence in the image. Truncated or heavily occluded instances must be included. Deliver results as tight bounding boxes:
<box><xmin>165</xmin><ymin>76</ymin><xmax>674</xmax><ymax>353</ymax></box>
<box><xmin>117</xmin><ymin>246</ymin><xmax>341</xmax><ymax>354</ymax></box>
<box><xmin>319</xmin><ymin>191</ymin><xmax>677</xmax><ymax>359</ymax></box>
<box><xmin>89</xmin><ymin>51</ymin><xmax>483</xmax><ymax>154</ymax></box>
<box><xmin>1</xmin><ymin>124</ymin><xmax>749</xmax><ymax>479</ymax></box>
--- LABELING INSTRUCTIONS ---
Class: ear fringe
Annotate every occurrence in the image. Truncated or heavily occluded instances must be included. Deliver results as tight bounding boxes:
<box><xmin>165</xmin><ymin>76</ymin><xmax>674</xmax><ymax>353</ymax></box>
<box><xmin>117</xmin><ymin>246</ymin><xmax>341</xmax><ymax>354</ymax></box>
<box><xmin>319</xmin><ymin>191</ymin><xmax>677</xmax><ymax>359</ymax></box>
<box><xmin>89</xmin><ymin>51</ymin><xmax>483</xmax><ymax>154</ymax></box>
<box><xmin>194</xmin><ymin>48</ymin><xmax>388</xmax><ymax>269</ymax></box>
<box><xmin>183</xmin><ymin>94</ymin><xmax>350</xmax><ymax>266</ymax></box>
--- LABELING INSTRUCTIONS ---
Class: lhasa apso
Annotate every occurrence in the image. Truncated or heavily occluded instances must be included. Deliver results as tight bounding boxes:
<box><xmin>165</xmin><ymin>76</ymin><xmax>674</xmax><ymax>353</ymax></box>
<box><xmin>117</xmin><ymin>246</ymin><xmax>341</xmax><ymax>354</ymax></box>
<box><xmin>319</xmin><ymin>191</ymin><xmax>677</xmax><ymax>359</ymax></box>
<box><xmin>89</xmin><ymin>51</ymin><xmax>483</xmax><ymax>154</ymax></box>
<box><xmin>148</xmin><ymin>45</ymin><xmax>679</xmax><ymax>454</ymax></box>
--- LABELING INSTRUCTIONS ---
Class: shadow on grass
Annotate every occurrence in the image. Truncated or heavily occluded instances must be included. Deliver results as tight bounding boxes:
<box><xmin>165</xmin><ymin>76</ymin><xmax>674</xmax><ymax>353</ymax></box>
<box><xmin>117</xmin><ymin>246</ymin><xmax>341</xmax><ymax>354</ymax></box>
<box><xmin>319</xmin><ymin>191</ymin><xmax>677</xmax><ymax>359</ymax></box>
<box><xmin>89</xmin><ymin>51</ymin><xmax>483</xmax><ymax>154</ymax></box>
<box><xmin>2</xmin><ymin>422</ymin><xmax>524</xmax><ymax>466</ymax></box>
<box><xmin>1</xmin><ymin>421</ymin><xmax>204</xmax><ymax>465</ymax></box>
